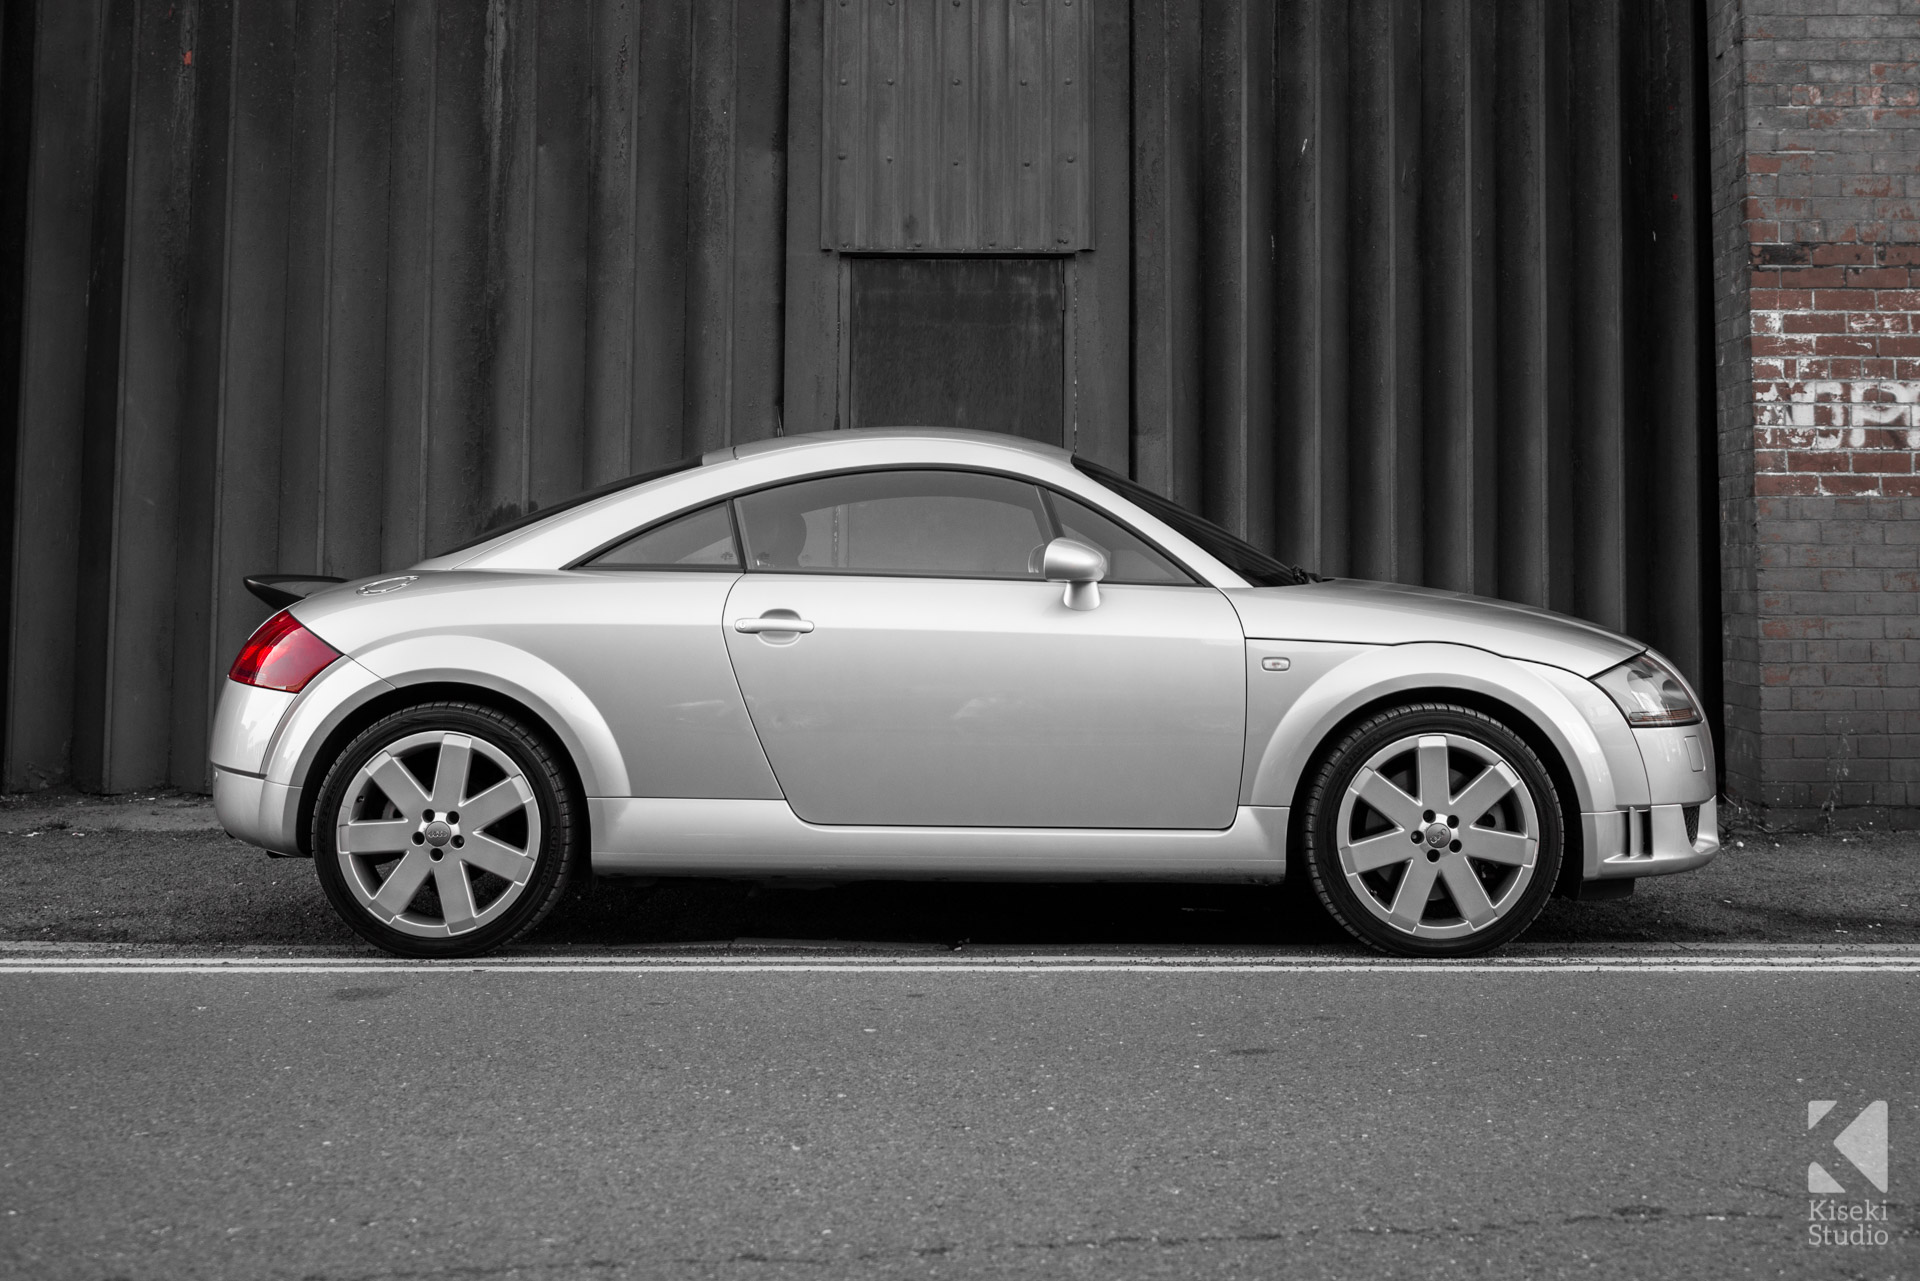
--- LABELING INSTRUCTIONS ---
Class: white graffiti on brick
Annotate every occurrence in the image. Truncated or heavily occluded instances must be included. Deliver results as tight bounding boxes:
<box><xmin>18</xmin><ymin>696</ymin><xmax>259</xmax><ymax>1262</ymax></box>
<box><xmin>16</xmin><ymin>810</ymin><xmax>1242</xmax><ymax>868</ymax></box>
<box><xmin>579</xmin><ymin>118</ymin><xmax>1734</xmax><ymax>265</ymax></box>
<box><xmin>1752</xmin><ymin>377</ymin><xmax>1920</xmax><ymax>432</ymax></box>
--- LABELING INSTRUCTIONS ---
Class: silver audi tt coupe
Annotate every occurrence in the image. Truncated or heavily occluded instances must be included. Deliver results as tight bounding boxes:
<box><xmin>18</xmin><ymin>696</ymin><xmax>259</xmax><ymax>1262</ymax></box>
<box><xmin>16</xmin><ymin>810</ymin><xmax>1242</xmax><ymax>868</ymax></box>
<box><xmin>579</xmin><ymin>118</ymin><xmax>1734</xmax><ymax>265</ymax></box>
<box><xmin>212</xmin><ymin>428</ymin><xmax>1718</xmax><ymax>958</ymax></box>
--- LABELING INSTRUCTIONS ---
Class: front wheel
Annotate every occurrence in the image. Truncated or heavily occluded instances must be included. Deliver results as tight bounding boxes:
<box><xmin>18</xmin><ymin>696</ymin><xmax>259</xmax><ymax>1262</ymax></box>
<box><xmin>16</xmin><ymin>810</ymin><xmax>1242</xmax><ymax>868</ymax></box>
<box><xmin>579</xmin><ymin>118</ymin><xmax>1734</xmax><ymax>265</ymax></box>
<box><xmin>1301</xmin><ymin>703</ymin><xmax>1564</xmax><ymax>957</ymax></box>
<box><xmin>310</xmin><ymin>702</ymin><xmax>582</xmax><ymax>958</ymax></box>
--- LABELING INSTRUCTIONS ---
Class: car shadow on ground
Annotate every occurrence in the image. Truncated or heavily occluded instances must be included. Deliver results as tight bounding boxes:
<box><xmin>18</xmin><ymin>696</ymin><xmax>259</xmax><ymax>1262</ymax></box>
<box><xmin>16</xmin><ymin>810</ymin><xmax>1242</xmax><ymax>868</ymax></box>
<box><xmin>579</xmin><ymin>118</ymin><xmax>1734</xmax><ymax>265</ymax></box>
<box><xmin>544</xmin><ymin>877</ymin><xmax>1348</xmax><ymax>949</ymax></box>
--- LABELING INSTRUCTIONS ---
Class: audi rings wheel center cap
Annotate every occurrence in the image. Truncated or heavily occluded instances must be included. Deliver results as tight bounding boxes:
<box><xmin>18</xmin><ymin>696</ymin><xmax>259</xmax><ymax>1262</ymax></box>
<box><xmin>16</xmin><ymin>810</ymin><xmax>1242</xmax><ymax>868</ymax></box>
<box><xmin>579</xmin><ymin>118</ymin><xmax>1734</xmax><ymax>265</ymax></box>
<box><xmin>1425</xmin><ymin>823</ymin><xmax>1452</xmax><ymax>849</ymax></box>
<box><xmin>424</xmin><ymin>821</ymin><xmax>453</xmax><ymax>848</ymax></box>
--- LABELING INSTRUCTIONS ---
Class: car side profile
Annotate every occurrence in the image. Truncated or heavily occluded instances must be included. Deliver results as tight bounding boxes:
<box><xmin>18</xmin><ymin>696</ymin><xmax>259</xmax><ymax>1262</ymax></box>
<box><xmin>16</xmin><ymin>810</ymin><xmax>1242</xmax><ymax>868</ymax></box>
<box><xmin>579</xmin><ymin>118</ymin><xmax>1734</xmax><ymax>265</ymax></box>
<box><xmin>211</xmin><ymin>428</ymin><xmax>1718</xmax><ymax>958</ymax></box>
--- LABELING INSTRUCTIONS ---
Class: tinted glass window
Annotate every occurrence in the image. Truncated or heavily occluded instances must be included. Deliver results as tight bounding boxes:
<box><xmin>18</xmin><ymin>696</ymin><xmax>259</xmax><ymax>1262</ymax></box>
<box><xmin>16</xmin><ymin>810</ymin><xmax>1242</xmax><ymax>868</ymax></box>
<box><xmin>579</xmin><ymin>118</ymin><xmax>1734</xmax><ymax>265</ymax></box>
<box><xmin>735</xmin><ymin>470</ymin><xmax>1050</xmax><ymax>579</ymax></box>
<box><xmin>1072</xmin><ymin>458</ymin><xmax>1312</xmax><ymax>587</ymax></box>
<box><xmin>588</xmin><ymin>502</ymin><xmax>739</xmax><ymax>569</ymax></box>
<box><xmin>1046</xmin><ymin>492</ymin><xmax>1191</xmax><ymax>585</ymax></box>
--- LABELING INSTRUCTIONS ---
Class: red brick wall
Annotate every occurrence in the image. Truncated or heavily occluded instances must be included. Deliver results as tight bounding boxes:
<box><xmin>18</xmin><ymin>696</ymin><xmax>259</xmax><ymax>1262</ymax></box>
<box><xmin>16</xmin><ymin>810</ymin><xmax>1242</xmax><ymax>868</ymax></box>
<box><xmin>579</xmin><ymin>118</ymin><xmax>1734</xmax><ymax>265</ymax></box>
<box><xmin>1751</xmin><ymin>244</ymin><xmax>1920</xmax><ymax>499</ymax></box>
<box><xmin>1714</xmin><ymin>0</ymin><xmax>1920</xmax><ymax>822</ymax></box>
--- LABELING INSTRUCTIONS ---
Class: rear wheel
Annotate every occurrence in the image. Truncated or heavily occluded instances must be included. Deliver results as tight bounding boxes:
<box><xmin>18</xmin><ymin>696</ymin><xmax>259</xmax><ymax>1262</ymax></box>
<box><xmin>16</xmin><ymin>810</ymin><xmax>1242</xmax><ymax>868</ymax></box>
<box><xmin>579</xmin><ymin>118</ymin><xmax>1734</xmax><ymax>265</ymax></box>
<box><xmin>1301</xmin><ymin>703</ymin><xmax>1563</xmax><ymax>957</ymax></box>
<box><xmin>310</xmin><ymin>702</ymin><xmax>581</xmax><ymax>958</ymax></box>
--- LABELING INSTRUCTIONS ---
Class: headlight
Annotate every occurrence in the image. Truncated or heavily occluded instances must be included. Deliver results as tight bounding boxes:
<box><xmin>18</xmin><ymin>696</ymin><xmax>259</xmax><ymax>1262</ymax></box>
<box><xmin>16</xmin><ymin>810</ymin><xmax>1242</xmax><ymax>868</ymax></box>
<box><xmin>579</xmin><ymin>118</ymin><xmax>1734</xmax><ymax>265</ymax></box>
<box><xmin>1592</xmin><ymin>651</ymin><xmax>1701</xmax><ymax>727</ymax></box>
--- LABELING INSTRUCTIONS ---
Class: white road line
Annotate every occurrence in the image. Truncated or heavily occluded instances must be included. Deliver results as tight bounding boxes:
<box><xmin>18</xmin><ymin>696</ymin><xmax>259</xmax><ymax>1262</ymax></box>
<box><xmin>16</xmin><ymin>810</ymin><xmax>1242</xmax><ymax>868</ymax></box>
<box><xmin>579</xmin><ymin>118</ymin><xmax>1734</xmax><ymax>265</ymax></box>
<box><xmin>0</xmin><ymin>957</ymin><xmax>1917</xmax><ymax>974</ymax></box>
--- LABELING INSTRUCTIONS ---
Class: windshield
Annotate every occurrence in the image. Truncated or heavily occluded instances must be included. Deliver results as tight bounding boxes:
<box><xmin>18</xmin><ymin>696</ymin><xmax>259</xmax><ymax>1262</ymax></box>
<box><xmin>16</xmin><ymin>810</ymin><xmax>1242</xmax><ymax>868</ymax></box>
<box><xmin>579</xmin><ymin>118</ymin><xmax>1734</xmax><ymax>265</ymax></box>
<box><xmin>433</xmin><ymin>456</ymin><xmax>704</xmax><ymax>559</ymax></box>
<box><xmin>1072</xmin><ymin>458</ymin><xmax>1316</xmax><ymax>588</ymax></box>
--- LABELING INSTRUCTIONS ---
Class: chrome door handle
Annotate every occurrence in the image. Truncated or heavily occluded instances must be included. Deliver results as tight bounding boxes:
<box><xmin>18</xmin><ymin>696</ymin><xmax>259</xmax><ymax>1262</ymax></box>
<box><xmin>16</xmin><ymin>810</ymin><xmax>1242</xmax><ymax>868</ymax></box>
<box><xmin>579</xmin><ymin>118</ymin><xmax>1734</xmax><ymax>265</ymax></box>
<box><xmin>734</xmin><ymin>616</ymin><xmax>815</xmax><ymax>634</ymax></box>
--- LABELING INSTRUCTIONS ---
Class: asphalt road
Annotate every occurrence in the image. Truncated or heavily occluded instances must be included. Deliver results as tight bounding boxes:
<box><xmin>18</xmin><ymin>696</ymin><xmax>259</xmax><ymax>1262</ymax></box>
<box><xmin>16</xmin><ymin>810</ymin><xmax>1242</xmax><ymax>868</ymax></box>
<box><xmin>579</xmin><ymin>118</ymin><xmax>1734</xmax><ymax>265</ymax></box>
<box><xmin>2</xmin><ymin>953</ymin><xmax>1916</xmax><ymax>1281</ymax></box>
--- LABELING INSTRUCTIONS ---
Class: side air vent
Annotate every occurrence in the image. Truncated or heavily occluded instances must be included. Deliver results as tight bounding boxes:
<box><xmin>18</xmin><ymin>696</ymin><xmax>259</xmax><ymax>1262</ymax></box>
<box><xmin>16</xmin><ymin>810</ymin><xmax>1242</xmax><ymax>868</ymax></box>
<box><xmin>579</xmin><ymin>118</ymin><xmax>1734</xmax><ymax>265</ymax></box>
<box><xmin>1683</xmin><ymin>804</ymin><xmax>1701</xmax><ymax>844</ymax></box>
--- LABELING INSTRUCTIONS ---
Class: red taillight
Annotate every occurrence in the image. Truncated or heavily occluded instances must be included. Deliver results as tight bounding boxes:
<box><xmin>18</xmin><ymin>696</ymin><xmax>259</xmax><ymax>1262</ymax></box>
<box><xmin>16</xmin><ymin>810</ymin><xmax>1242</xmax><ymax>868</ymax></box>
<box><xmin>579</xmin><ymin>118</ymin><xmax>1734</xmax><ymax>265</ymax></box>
<box><xmin>228</xmin><ymin>610</ymin><xmax>341</xmax><ymax>692</ymax></box>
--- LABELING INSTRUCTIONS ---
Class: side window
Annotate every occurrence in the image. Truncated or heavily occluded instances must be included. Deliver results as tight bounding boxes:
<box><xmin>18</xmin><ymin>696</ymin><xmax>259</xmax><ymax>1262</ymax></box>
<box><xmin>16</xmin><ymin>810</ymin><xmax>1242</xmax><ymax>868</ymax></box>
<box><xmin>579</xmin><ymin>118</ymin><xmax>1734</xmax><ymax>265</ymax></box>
<box><xmin>587</xmin><ymin>502</ymin><xmax>740</xmax><ymax>569</ymax></box>
<box><xmin>1047</xmin><ymin>492</ymin><xmax>1192</xmax><ymax>585</ymax></box>
<box><xmin>734</xmin><ymin>470</ymin><xmax>1050</xmax><ymax>579</ymax></box>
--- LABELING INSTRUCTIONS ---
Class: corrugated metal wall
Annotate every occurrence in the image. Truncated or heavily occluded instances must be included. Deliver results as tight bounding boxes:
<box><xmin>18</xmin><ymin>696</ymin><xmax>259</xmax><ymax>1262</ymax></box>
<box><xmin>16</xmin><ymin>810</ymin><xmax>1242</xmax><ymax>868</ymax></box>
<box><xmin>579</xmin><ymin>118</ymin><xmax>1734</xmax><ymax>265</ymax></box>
<box><xmin>6</xmin><ymin>0</ymin><xmax>792</xmax><ymax>791</ymax></box>
<box><xmin>1130</xmin><ymin>0</ymin><xmax>1711</xmax><ymax>680</ymax></box>
<box><xmin>2</xmin><ymin>0</ymin><xmax>1713</xmax><ymax>793</ymax></box>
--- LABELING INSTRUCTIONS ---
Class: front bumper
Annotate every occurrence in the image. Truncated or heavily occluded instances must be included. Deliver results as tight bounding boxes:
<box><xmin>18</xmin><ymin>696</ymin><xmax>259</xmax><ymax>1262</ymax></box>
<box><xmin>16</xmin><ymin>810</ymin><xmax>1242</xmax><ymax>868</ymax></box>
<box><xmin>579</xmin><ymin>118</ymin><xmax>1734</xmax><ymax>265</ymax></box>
<box><xmin>1580</xmin><ymin>720</ymin><xmax>1720</xmax><ymax>879</ymax></box>
<box><xmin>1582</xmin><ymin>796</ymin><xmax>1719</xmax><ymax>879</ymax></box>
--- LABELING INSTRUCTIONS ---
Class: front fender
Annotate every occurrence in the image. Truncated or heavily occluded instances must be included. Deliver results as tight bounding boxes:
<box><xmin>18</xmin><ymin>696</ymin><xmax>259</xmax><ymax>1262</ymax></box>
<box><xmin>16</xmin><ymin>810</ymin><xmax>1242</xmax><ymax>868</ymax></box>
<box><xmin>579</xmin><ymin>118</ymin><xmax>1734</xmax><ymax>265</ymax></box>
<box><xmin>336</xmin><ymin>634</ymin><xmax>631</xmax><ymax>797</ymax></box>
<box><xmin>1244</xmin><ymin>643</ymin><xmax>1623</xmax><ymax>818</ymax></box>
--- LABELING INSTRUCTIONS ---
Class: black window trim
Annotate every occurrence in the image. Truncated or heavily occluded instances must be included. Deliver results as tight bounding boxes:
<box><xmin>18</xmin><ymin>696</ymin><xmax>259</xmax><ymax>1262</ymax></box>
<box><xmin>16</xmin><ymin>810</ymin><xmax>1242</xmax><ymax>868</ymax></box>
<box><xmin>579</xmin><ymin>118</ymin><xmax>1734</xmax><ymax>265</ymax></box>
<box><xmin>563</xmin><ymin>463</ymin><xmax>1220</xmax><ymax>585</ymax></box>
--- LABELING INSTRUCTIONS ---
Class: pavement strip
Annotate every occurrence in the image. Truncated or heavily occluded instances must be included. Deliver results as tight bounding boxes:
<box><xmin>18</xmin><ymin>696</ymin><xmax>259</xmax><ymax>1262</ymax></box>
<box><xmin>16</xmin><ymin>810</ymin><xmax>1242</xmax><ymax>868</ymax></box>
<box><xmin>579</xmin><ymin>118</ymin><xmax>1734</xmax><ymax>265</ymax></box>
<box><xmin>0</xmin><ymin>943</ymin><xmax>1917</xmax><ymax>974</ymax></box>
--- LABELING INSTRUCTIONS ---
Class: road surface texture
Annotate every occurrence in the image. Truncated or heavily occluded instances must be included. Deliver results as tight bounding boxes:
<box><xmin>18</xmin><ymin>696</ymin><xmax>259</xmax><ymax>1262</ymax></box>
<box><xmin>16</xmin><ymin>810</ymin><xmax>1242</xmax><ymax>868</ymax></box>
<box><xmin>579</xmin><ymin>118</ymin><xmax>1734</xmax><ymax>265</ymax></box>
<box><xmin>2</xmin><ymin>950</ymin><xmax>1915</xmax><ymax>1280</ymax></box>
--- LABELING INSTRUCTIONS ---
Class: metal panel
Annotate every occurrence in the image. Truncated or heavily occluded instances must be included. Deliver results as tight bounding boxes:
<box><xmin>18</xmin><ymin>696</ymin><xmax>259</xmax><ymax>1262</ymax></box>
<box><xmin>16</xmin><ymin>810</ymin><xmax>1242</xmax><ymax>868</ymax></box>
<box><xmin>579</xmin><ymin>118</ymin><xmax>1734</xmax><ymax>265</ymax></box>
<box><xmin>7</xmin><ymin>0</ymin><xmax>107</xmax><ymax>790</ymax></box>
<box><xmin>72</xmin><ymin>0</ymin><xmax>196</xmax><ymax>791</ymax></box>
<box><xmin>1419</xmin><ymin>0</ymin><xmax>1497</xmax><ymax>594</ymax></box>
<box><xmin>1271</xmin><ymin>0</ymin><xmax>1349</xmax><ymax>574</ymax></box>
<box><xmin>1131</xmin><ymin>0</ymin><xmax>1203</xmax><ymax>506</ymax></box>
<box><xmin>824</xmin><ymin>0</ymin><xmax>1091</xmax><ymax>252</ymax></box>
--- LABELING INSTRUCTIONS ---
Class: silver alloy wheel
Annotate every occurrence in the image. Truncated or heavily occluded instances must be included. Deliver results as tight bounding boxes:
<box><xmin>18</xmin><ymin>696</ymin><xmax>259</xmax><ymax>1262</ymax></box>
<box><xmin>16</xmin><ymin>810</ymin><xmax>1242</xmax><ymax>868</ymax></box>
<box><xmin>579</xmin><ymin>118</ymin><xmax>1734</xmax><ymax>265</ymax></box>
<box><xmin>1333</xmin><ymin>731</ymin><xmax>1540</xmax><ymax>941</ymax></box>
<box><xmin>333</xmin><ymin>730</ymin><xmax>543</xmax><ymax>939</ymax></box>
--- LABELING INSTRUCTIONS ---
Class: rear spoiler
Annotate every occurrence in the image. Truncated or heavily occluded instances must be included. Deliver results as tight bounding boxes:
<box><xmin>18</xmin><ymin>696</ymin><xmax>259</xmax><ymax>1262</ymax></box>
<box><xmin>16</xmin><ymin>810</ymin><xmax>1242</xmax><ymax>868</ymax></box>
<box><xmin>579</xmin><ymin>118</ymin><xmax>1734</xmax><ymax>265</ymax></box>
<box><xmin>245</xmin><ymin>575</ymin><xmax>347</xmax><ymax>610</ymax></box>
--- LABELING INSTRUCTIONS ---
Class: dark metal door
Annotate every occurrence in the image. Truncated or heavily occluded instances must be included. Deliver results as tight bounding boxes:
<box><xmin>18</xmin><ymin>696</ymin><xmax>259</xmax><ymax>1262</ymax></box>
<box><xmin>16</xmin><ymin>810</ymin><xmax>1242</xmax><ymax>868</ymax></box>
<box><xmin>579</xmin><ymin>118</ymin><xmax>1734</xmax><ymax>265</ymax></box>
<box><xmin>847</xmin><ymin>257</ymin><xmax>1065</xmax><ymax>441</ymax></box>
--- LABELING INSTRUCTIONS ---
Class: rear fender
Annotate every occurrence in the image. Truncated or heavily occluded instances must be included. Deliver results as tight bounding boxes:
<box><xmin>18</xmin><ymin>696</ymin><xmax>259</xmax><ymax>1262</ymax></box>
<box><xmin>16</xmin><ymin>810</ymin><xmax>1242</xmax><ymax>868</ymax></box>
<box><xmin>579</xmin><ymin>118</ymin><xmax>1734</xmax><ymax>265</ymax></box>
<box><xmin>280</xmin><ymin>634</ymin><xmax>630</xmax><ymax>798</ymax></box>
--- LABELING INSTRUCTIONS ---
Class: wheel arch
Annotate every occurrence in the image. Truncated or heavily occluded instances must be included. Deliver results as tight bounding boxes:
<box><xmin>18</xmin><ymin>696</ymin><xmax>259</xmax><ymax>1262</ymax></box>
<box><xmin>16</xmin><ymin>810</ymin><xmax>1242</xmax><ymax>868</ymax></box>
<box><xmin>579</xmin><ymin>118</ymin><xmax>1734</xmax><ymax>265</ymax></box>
<box><xmin>279</xmin><ymin>639</ymin><xmax>622</xmax><ymax>857</ymax></box>
<box><xmin>1252</xmin><ymin>645</ymin><xmax>1619</xmax><ymax>893</ymax></box>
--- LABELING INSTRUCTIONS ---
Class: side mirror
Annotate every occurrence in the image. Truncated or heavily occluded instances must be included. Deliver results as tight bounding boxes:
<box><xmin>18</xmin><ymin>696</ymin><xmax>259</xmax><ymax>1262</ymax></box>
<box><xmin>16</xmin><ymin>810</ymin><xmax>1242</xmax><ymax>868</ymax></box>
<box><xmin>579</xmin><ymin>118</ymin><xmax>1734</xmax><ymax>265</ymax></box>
<box><xmin>1041</xmin><ymin>537</ymin><xmax>1107</xmax><ymax>611</ymax></box>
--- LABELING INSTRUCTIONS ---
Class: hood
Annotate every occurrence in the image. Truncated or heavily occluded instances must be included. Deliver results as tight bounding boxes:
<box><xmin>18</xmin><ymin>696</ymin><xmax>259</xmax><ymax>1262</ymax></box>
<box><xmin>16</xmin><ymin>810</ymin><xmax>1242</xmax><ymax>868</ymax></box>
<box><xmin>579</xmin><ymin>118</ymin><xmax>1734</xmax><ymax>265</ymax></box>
<box><xmin>1224</xmin><ymin>579</ymin><xmax>1641</xmax><ymax>677</ymax></box>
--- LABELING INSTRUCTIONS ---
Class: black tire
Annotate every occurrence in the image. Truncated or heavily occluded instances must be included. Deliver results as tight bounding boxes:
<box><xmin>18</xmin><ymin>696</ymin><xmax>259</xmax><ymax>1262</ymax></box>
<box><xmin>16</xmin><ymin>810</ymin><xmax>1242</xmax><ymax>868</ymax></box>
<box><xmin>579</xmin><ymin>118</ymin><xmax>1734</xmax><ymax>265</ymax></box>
<box><xmin>310</xmin><ymin>701</ymin><xmax>583</xmax><ymax>958</ymax></box>
<box><xmin>1301</xmin><ymin>702</ymin><xmax>1564</xmax><ymax>958</ymax></box>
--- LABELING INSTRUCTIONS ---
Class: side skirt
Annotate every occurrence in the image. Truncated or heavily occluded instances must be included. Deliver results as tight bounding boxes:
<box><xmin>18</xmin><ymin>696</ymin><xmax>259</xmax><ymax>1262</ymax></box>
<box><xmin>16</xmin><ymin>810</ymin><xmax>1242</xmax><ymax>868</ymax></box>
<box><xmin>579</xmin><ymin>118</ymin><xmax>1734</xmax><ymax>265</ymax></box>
<box><xmin>588</xmin><ymin>799</ymin><xmax>1290</xmax><ymax>881</ymax></box>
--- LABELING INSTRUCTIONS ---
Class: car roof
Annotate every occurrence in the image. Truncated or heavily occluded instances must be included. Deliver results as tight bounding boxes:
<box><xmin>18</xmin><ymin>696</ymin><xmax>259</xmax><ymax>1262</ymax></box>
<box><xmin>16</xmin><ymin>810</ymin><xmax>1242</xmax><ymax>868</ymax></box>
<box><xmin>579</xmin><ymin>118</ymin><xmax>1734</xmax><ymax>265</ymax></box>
<box><xmin>725</xmin><ymin>426</ymin><xmax>1072</xmax><ymax>463</ymax></box>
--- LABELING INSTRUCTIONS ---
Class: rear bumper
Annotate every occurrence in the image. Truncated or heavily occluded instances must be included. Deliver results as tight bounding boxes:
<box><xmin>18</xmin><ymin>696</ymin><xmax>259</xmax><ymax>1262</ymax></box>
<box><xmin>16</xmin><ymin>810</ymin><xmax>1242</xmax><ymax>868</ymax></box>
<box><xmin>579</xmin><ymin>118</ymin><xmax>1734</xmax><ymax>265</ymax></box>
<box><xmin>208</xmin><ymin>655</ymin><xmax>392</xmax><ymax>858</ymax></box>
<box><xmin>209</xmin><ymin>679</ymin><xmax>296</xmax><ymax>776</ymax></box>
<box><xmin>211</xmin><ymin>766</ymin><xmax>302</xmax><ymax>856</ymax></box>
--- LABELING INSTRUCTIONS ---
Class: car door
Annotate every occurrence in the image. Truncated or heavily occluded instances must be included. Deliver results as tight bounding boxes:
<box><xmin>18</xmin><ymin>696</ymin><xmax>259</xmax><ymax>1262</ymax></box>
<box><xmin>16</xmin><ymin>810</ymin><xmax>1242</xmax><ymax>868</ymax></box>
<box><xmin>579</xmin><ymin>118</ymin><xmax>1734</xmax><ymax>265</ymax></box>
<box><xmin>721</xmin><ymin>468</ymin><xmax>1245</xmax><ymax>829</ymax></box>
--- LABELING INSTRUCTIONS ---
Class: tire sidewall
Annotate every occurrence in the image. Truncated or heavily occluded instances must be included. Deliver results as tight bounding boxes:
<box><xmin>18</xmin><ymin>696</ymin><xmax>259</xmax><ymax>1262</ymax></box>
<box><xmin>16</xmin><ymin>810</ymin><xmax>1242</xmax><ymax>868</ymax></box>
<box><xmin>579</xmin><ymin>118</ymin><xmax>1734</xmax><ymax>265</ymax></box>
<box><xmin>1304</xmin><ymin>704</ymin><xmax>1564</xmax><ymax>958</ymax></box>
<box><xmin>310</xmin><ymin>703</ymin><xmax>578</xmax><ymax>958</ymax></box>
